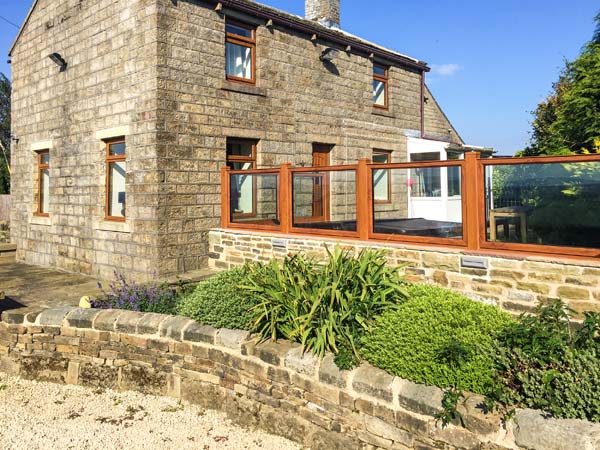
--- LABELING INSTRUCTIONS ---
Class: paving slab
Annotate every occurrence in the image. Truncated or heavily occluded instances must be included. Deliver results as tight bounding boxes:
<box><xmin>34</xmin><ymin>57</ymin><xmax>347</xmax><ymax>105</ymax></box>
<box><xmin>0</xmin><ymin>260</ymin><xmax>101</xmax><ymax>314</ymax></box>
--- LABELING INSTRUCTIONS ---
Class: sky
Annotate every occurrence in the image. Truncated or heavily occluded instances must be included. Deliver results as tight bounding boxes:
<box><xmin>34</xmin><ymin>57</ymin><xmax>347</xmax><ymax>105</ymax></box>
<box><xmin>1</xmin><ymin>0</ymin><xmax>598</xmax><ymax>155</ymax></box>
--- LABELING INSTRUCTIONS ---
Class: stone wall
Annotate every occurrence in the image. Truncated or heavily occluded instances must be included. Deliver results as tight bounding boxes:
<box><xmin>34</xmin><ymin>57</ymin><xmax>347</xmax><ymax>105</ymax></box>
<box><xmin>423</xmin><ymin>85</ymin><xmax>462</xmax><ymax>142</ymax></box>
<box><xmin>10</xmin><ymin>0</ymin><xmax>162</xmax><ymax>280</ymax></box>
<box><xmin>2</xmin><ymin>307</ymin><xmax>599</xmax><ymax>450</ymax></box>
<box><xmin>208</xmin><ymin>229</ymin><xmax>600</xmax><ymax>316</ymax></box>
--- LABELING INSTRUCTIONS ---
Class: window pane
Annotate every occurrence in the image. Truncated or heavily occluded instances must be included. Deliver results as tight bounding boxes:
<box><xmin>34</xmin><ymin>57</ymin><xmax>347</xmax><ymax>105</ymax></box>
<box><xmin>372</xmin><ymin>153</ymin><xmax>389</xmax><ymax>164</ymax></box>
<box><xmin>108</xmin><ymin>161</ymin><xmax>126</xmax><ymax>218</ymax></box>
<box><xmin>226</xmin><ymin>23</ymin><xmax>253</xmax><ymax>38</ymax></box>
<box><xmin>40</xmin><ymin>153</ymin><xmax>50</xmax><ymax>164</ymax></box>
<box><xmin>373</xmin><ymin>168</ymin><xmax>390</xmax><ymax>201</ymax></box>
<box><xmin>227</xmin><ymin>141</ymin><xmax>254</xmax><ymax>158</ymax></box>
<box><xmin>109</xmin><ymin>142</ymin><xmax>125</xmax><ymax>156</ymax></box>
<box><xmin>373</xmin><ymin>80</ymin><xmax>386</xmax><ymax>105</ymax></box>
<box><xmin>409</xmin><ymin>167</ymin><xmax>441</xmax><ymax>197</ymax></box>
<box><xmin>230</xmin><ymin>174</ymin><xmax>278</xmax><ymax>225</ymax></box>
<box><xmin>293</xmin><ymin>170</ymin><xmax>357</xmax><ymax>232</ymax></box>
<box><xmin>374</xmin><ymin>167</ymin><xmax>463</xmax><ymax>239</ymax></box>
<box><xmin>40</xmin><ymin>168</ymin><xmax>49</xmax><ymax>213</ymax></box>
<box><xmin>448</xmin><ymin>166</ymin><xmax>461</xmax><ymax>197</ymax></box>
<box><xmin>410</xmin><ymin>152</ymin><xmax>440</xmax><ymax>162</ymax></box>
<box><xmin>226</xmin><ymin>42</ymin><xmax>252</xmax><ymax>79</ymax></box>
<box><xmin>231</xmin><ymin>172</ymin><xmax>255</xmax><ymax>215</ymax></box>
<box><xmin>485</xmin><ymin>162</ymin><xmax>600</xmax><ymax>248</ymax></box>
<box><xmin>228</xmin><ymin>161</ymin><xmax>253</xmax><ymax>170</ymax></box>
<box><xmin>374</xmin><ymin>65</ymin><xmax>386</xmax><ymax>76</ymax></box>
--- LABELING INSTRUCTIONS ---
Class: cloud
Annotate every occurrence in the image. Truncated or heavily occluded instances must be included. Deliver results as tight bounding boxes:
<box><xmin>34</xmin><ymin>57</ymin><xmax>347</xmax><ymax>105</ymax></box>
<box><xmin>430</xmin><ymin>63</ymin><xmax>462</xmax><ymax>77</ymax></box>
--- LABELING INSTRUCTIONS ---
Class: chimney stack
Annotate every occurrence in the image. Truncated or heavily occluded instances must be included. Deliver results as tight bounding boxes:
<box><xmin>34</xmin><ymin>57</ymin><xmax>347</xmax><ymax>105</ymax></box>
<box><xmin>305</xmin><ymin>0</ymin><xmax>340</xmax><ymax>28</ymax></box>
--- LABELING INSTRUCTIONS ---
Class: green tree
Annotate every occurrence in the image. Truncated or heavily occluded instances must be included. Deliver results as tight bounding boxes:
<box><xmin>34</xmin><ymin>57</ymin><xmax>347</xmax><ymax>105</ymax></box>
<box><xmin>0</xmin><ymin>73</ymin><xmax>10</xmax><ymax>194</ymax></box>
<box><xmin>523</xmin><ymin>12</ymin><xmax>600</xmax><ymax>156</ymax></box>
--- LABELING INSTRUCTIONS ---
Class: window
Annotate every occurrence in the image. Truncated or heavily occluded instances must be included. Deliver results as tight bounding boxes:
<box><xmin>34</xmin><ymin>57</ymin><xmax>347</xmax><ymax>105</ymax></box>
<box><xmin>105</xmin><ymin>139</ymin><xmax>126</xmax><ymax>221</ymax></box>
<box><xmin>227</xmin><ymin>139</ymin><xmax>257</xmax><ymax>216</ymax></box>
<box><xmin>372</xmin><ymin>150</ymin><xmax>391</xmax><ymax>203</ymax></box>
<box><xmin>225</xmin><ymin>21</ymin><xmax>256</xmax><ymax>84</ymax></box>
<box><xmin>373</xmin><ymin>64</ymin><xmax>388</xmax><ymax>109</ymax></box>
<box><xmin>447</xmin><ymin>151</ymin><xmax>462</xmax><ymax>197</ymax></box>
<box><xmin>36</xmin><ymin>150</ymin><xmax>50</xmax><ymax>216</ymax></box>
<box><xmin>410</xmin><ymin>152</ymin><xmax>441</xmax><ymax>197</ymax></box>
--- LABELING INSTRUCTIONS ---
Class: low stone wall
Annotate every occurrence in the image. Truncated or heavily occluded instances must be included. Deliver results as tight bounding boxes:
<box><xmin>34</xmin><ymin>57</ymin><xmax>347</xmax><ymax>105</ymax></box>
<box><xmin>208</xmin><ymin>229</ymin><xmax>600</xmax><ymax>316</ymax></box>
<box><xmin>2</xmin><ymin>307</ymin><xmax>600</xmax><ymax>450</ymax></box>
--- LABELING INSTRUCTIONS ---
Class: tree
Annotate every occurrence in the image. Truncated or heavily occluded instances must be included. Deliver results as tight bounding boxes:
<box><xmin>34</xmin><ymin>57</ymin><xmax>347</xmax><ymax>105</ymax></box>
<box><xmin>523</xmin><ymin>12</ymin><xmax>600</xmax><ymax>156</ymax></box>
<box><xmin>0</xmin><ymin>73</ymin><xmax>10</xmax><ymax>194</ymax></box>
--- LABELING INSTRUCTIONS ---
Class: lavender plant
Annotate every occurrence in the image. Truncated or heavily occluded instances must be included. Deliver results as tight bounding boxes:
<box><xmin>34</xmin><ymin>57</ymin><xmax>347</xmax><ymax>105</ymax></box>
<box><xmin>91</xmin><ymin>271</ymin><xmax>180</xmax><ymax>315</ymax></box>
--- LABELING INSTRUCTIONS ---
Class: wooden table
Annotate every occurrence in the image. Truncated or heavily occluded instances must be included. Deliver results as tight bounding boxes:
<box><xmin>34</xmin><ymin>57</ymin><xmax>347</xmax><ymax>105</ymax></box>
<box><xmin>489</xmin><ymin>206</ymin><xmax>534</xmax><ymax>243</ymax></box>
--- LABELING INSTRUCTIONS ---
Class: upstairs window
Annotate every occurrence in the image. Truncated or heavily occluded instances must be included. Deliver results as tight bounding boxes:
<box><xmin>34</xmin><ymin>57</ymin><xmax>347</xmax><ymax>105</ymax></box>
<box><xmin>36</xmin><ymin>150</ymin><xmax>50</xmax><ymax>216</ymax></box>
<box><xmin>105</xmin><ymin>139</ymin><xmax>126</xmax><ymax>221</ymax></box>
<box><xmin>225</xmin><ymin>21</ymin><xmax>256</xmax><ymax>84</ymax></box>
<box><xmin>372</xmin><ymin>150</ymin><xmax>391</xmax><ymax>203</ymax></box>
<box><xmin>373</xmin><ymin>64</ymin><xmax>388</xmax><ymax>109</ymax></box>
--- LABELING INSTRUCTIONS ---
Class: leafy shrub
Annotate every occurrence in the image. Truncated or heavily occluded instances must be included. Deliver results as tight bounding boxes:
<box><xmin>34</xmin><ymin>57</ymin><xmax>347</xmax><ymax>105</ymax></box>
<box><xmin>92</xmin><ymin>271</ymin><xmax>179</xmax><ymax>315</ymax></box>
<box><xmin>361</xmin><ymin>284</ymin><xmax>513</xmax><ymax>394</ymax></box>
<box><xmin>176</xmin><ymin>267</ymin><xmax>255</xmax><ymax>330</ymax></box>
<box><xmin>492</xmin><ymin>300</ymin><xmax>600</xmax><ymax>422</ymax></box>
<box><xmin>243</xmin><ymin>247</ymin><xmax>407</xmax><ymax>362</ymax></box>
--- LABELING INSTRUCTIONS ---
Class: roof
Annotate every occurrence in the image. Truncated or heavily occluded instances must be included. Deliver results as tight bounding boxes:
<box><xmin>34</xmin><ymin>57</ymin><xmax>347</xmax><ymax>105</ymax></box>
<box><xmin>217</xmin><ymin>0</ymin><xmax>428</xmax><ymax>71</ymax></box>
<box><xmin>9</xmin><ymin>0</ymin><xmax>429</xmax><ymax>72</ymax></box>
<box><xmin>8</xmin><ymin>0</ymin><xmax>38</xmax><ymax>57</ymax></box>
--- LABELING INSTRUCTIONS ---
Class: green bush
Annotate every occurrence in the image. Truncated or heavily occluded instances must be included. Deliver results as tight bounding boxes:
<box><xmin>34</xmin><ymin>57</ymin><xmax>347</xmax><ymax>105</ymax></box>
<box><xmin>243</xmin><ymin>246</ymin><xmax>407</xmax><ymax>362</ymax></box>
<box><xmin>492</xmin><ymin>300</ymin><xmax>600</xmax><ymax>422</ymax></box>
<box><xmin>361</xmin><ymin>284</ymin><xmax>513</xmax><ymax>394</ymax></box>
<box><xmin>176</xmin><ymin>267</ymin><xmax>255</xmax><ymax>330</ymax></box>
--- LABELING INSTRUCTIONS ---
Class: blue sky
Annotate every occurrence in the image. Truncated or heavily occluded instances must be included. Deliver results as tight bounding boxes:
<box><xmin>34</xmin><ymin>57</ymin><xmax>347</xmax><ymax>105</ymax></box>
<box><xmin>1</xmin><ymin>1</ymin><xmax>598</xmax><ymax>155</ymax></box>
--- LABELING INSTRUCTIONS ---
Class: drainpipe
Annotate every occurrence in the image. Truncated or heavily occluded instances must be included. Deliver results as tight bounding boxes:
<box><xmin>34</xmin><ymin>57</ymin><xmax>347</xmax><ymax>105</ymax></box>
<box><xmin>420</xmin><ymin>71</ymin><xmax>425</xmax><ymax>138</ymax></box>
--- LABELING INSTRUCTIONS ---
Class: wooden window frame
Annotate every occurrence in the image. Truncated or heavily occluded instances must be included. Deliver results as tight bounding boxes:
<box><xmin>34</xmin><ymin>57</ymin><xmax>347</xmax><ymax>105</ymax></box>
<box><xmin>105</xmin><ymin>138</ymin><xmax>126</xmax><ymax>222</ymax></box>
<box><xmin>225</xmin><ymin>20</ymin><xmax>256</xmax><ymax>85</ymax></box>
<box><xmin>226</xmin><ymin>138</ymin><xmax>258</xmax><ymax>219</ymax></box>
<box><xmin>372</xmin><ymin>149</ymin><xmax>392</xmax><ymax>204</ymax></box>
<box><xmin>35</xmin><ymin>150</ymin><xmax>50</xmax><ymax>217</ymax></box>
<box><xmin>373</xmin><ymin>64</ymin><xmax>389</xmax><ymax>110</ymax></box>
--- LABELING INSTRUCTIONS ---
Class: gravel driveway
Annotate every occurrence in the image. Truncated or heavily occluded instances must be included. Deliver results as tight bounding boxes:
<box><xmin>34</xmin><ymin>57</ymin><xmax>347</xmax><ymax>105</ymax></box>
<box><xmin>0</xmin><ymin>373</ymin><xmax>301</xmax><ymax>450</ymax></box>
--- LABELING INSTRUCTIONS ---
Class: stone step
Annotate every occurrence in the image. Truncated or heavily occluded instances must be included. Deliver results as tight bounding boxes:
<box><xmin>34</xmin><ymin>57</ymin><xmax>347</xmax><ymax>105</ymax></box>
<box><xmin>0</xmin><ymin>244</ymin><xmax>16</xmax><ymax>263</ymax></box>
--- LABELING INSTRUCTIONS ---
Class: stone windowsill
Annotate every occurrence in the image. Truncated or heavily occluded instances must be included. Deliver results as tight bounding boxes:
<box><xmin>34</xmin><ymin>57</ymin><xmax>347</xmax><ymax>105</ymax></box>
<box><xmin>221</xmin><ymin>80</ymin><xmax>267</xmax><ymax>97</ymax></box>
<box><xmin>95</xmin><ymin>220</ymin><xmax>130</xmax><ymax>233</ymax></box>
<box><xmin>372</xmin><ymin>107</ymin><xmax>396</xmax><ymax>118</ymax></box>
<box><xmin>30</xmin><ymin>215</ymin><xmax>51</xmax><ymax>226</ymax></box>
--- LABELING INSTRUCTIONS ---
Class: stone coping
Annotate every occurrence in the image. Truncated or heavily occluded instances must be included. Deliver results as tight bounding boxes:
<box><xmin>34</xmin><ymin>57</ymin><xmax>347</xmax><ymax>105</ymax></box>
<box><xmin>1</xmin><ymin>307</ymin><xmax>599</xmax><ymax>450</ymax></box>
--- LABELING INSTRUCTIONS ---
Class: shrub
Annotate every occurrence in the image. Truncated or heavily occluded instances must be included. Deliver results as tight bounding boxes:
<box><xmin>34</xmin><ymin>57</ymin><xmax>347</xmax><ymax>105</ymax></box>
<box><xmin>361</xmin><ymin>284</ymin><xmax>513</xmax><ymax>394</ymax></box>
<box><xmin>492</xmin><ymin>300</ymin><xmax>600</xmax><ymax>422</ymax></box>
<box><xmin>176</xmin><ymin>267</ymin><xmax>255</xmax><ymax>330</ymax></box>
<box><xmin>92</xmin><ymin>271</ymin><xmax>179</xmax><ymax>315</ymax></box>
<box><xmin>243</xmin><ymin>246</ymin><xmax>407</xmax><ymax>362</ymax></box>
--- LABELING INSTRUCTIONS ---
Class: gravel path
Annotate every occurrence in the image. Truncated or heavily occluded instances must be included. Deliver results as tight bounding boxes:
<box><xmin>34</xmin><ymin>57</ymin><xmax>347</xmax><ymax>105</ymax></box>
<box><xmin>0</xmin><ymin>373</ymin><xmax>302</xmax><ymax>450</ymax></box>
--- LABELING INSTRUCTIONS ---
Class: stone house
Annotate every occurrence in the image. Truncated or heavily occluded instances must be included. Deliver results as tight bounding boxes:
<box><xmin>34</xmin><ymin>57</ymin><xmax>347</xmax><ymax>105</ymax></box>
<box><xmin>8</xmin><ymin>0</ymin><xmax>473</xmax><ymax>280</ymax></box>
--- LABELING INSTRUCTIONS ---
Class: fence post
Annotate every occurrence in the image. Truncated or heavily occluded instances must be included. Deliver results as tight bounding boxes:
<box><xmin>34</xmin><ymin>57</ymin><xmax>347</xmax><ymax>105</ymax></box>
<box><xmin>220</xmin><ymin>165</ymin><xmax>231</xmax><ymax>229</ymax></box>
<box><xmin>356</xmin><ymin>158</ymin><xmax>371</xmax><ymax>241</ymax></box>
<box><xmin>464</xmin><ymin>152</ymin><xmax>481</xmax><ymax>251</ymax></box>
<box><xmin>279</xmin><ymin>163</ymin><xmax>292</xmax><ymax>233</ymax></box>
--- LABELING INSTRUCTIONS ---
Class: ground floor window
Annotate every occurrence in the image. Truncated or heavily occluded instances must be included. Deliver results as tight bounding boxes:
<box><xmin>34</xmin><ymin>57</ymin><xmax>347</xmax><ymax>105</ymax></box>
<box><xmin>372</xmin><ymin>150</ymin><xmax>391</xmax><ymax>203</ymax></box>
<box><xmin>227</xmin><ymin>139</ymin><xmax>257</xmax><ymax>217</ymax></box>
<box><xmin>105</xmin><ymin>139</ymin><xmax>126</xmax><ymax>221</ymax></box>
<box><xmin>36</xmin><ymin>150</ymin><xmax>50</xmax><ymax>216</ymax></box>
